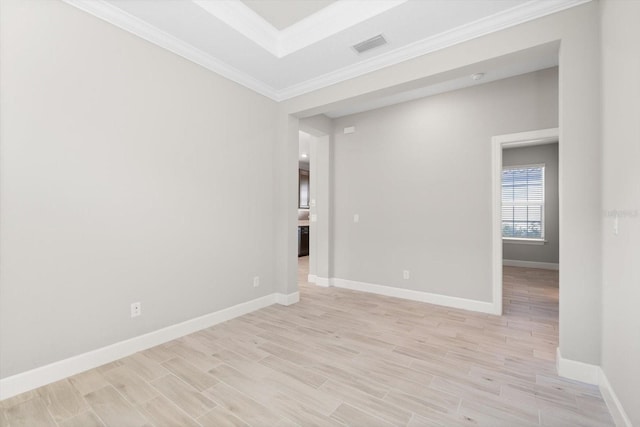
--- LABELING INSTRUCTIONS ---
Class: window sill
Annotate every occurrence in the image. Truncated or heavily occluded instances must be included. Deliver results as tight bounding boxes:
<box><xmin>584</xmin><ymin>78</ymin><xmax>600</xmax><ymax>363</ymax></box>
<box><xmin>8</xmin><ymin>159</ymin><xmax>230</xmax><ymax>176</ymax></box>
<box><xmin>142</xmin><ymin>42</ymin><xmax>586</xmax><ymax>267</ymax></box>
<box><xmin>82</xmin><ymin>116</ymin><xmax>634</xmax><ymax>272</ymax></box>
<box><xmin>503</xmin><ymin>238</ymin><xmax>546</xmax><ymax>245</ymax></box>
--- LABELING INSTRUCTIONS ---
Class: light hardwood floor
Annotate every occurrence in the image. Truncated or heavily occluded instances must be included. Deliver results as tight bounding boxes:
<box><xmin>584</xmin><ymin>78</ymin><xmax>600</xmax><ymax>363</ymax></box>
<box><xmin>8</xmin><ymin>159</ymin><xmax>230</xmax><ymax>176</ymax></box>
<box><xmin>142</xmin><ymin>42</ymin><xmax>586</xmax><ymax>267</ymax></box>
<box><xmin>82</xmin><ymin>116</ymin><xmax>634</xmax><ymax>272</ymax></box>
<box><xmin>1</xmin><ymin>258</ymin><xmax>614</xmax><ymax>426</ymax></box>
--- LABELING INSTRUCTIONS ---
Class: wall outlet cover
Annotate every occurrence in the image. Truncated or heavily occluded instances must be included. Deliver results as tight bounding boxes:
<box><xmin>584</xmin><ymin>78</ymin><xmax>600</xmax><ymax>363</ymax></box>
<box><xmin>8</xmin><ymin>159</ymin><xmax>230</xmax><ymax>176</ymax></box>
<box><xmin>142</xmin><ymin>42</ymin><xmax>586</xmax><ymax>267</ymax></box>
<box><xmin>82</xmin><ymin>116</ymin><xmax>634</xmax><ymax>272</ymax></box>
<box><xmin>131</xmin><ymin>302</ymin><xmax>141</xmax><ymax>318</ymax></box>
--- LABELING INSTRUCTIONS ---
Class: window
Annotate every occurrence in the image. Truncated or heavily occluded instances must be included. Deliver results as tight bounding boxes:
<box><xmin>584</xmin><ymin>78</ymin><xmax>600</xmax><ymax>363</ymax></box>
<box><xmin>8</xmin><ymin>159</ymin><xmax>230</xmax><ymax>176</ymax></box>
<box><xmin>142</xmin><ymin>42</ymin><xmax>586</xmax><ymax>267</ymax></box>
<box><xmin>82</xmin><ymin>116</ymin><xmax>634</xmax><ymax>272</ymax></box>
<box><xmin>502</xmin><ymin>164</ymin><xmax>545</xmax><ymax>240</ymax></box>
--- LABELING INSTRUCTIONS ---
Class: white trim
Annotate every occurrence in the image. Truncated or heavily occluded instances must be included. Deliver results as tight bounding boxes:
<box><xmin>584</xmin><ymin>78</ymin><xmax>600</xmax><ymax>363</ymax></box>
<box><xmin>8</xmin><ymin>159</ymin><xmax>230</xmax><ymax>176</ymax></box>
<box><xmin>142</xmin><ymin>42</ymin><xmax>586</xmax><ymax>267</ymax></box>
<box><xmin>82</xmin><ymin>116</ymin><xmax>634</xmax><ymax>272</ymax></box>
<box><xmin>503</xmin><ymin>259</ymin><xmax>559</xmax><ymax>270</ymax></box>
<box><xmin>599</xmin><ymin>369</ymin><xmax>633</xmax><ymax>427</ymax></box>
<box><xmin>330</xmin><ymin>278</ymin><xmax>498</xmax><ymax>315</ymax></box>
<box><xmin>193</xmin><ymin>0</ymin><xmax>280</xmax><ymax>55</ymax></box>
<box><xmin>492</xmin><ymin>136</ymin><xmax>504</xmax><ymax>316</ymax></box>
<box><xmin>310</xmin><ymin>276</ymin><xmax>331</xmax><ymax>287</ymax></box>
<box><xmin>0</xmin><ymin>293</ymin><xmax>291</xmax><ymax>400</ymax></box>
<box><xmin>277</xmin><ymin>0</ymin><xmax>589</xmax><ymax>99</ymax></box>
<box><xmin>493</xmin><ymin>128</ymin><xmax>560</xmax><ymax>145</ymax></box>
<box><xmin>275</xmin><ymin>291</ymin><xmax>300</xmax><ymax>306</ymax></box>
<box><xmin>556</xmin><ymin>347</ymin><xmax>599</xmax><ymax>385</ymax></box>
<box><xmin>492</xmin><ymin>128</ymin><xmax>559</xmax><ymax>317</ymax></box>
<box><xmin>503</xmin><ymin>238</ymin><xmax>547</xmax><ymax>245</ymax></box>
<box><xmin>278</xmin><ymin>0</ymin><xmax>407</xmax><ymax>57</ymax></box>
<box><xmin>194</xmin><ymin>0</ymin><xmax>407</xmax><ymax>58</ymax></box>
<box><xmin>556</xmin><ymin>349</ymin><xmax>633</xmax><ymax>426</ymax></box>
<box><xmin>502</xmin><ymin>162</ymin><xmax>547</xmax><ymax>171</ymax></box>
<box><xmin>61</xmin><ymin>0</ymin><xmax>280</xmax><ymax>100</ymax></box>
<box><xmin>62</xmin><ymin>0</ymin><xmax>589</xmax><ymax>101</ymax></box>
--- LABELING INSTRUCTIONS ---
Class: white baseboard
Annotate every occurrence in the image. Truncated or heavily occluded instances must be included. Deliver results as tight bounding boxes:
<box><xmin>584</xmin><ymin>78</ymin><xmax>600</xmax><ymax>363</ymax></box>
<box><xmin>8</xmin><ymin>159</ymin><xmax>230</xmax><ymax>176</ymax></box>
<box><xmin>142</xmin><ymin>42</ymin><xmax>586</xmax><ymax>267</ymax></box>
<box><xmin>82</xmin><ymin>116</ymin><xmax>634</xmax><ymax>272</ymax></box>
<box><xmin>556</xmin><ymin>347</ymin><xmax>599</xmax><ymax>384</ymax></box>
<box><xmin>503</xmin><ymin>259</ymin><xmax>559</xmax><ymax>270</ymax></box>
<box><xmin>276</xmin><ymin>291</ymin><xmax>299</xmax><ymax>306</ymax></box>
<box><xmin>331</xmin><ymin>278</ymin><xmax>498</xmax><ymax>315</ymax></box>
<box><xmin>0</xmin><ymin>292</ymin><xmax>295</xmax><ymax>400</ymax></box>
<box><xmin>599</xmin><ymin>369</ymin><xmax>633</xmax><ymax>427</ymax></box>
<box><xmin>309</xmin><ymin>275</ymin><xmax>330</xmax><ymax>287</ymax></box>
<box><xmin>556</xmin><ymin>348</ymin><xmax>633</xmax><ymax>427</ymax></box>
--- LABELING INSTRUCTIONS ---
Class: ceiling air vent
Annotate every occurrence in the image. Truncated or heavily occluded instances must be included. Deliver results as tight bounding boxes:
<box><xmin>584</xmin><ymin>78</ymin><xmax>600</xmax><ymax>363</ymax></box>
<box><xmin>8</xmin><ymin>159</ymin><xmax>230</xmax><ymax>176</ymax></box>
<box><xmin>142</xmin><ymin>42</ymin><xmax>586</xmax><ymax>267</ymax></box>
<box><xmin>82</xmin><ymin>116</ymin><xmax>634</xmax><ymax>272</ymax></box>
<box><xmin>352</xmin><ymin>34</ymin><xmax>387</xmax><ymax>54</ymax></box>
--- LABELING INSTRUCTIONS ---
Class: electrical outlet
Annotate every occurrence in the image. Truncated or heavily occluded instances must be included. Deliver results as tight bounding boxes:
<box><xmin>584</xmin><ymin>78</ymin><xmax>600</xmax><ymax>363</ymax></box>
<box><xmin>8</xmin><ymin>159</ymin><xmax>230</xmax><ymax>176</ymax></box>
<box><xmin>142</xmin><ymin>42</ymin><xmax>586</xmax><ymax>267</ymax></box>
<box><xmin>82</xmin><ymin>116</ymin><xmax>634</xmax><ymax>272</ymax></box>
<box><xmin>131</xmin><ymin>302</ymin><xmax>141</xmax><ymax>318</ymax></box>
<box><xmin>253</xmin><ymin>276</ymin><xmax>260</xmax><ymax>288</ymax></box>
<box><xmin>403</xmin><ymin>270</ymin><xmax>410</xmax><ymax>280</ymax></box>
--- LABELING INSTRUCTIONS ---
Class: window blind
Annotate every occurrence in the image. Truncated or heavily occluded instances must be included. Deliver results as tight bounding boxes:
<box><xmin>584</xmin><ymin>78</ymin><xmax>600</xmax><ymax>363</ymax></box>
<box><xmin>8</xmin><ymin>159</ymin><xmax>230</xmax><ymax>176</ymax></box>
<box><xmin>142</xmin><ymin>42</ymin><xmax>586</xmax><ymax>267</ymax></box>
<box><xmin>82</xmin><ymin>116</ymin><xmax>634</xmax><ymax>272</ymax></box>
<box><xmin>502</xmin><ymin>165</ymin><xmax>545</xmax><ymax>239</ymax></box>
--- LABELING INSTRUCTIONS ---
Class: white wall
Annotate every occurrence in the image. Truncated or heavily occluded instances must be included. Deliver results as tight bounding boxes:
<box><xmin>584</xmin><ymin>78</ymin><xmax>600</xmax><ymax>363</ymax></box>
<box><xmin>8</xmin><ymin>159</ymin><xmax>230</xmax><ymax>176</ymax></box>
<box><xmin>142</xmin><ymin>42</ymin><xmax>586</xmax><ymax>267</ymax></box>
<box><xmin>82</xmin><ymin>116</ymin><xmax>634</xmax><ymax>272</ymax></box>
<box><xmin>281</xmin><ymin>2</ymin><xmax>603</xmax><ymax>366</ymax></box>
<box><xmin>503</xmin><ymin>143</ymin><xmax>559</xmax><ymax>264</ymax></box>
<box><xmin>331</xmin><ymin>69</ymin><xmax>558</xmax><ymax>302</ymax></box>
<box><xmin>0</xmin><ymin>0</ymin><xmax>278</xmax><ymax>379</ymax></box>
<box><xmin>600</xmin><ymin>0</ymin><xmax>640</xmax><ymax>424</ymax></box>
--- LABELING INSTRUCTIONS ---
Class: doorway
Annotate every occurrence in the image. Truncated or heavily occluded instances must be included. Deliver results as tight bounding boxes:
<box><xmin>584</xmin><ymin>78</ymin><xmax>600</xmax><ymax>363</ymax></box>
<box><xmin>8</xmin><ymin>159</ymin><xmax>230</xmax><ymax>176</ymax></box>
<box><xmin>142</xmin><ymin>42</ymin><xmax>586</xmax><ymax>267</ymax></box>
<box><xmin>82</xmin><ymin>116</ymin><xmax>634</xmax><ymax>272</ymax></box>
<box><xmin>297</xmin><ymin>131</ymin><xmax>312</xmax><ymax>286</ymax></box>
<box><xmin>491</xmin><ymin>127</ymin><xmax>559</xmax><ymax>315</ymax></box>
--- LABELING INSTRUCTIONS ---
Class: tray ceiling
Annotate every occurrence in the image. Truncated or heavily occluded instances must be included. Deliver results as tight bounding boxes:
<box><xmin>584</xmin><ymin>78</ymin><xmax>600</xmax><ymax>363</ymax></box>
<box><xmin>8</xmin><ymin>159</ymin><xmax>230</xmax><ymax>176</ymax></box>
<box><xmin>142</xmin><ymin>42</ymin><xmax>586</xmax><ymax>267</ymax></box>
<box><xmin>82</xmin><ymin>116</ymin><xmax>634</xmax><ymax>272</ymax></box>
<box><xmin>63</xmin><ymin>0</ymin><xmax>588</xmax><ymax>101</ymax></box>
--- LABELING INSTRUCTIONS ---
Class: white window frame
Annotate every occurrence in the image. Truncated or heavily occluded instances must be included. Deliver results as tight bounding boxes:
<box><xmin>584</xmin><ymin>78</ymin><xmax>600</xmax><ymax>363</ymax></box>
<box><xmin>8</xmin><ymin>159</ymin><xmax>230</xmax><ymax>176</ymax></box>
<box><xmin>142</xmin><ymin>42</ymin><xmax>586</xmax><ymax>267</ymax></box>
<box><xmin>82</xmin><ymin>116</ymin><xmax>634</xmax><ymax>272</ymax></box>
<box><xmin>501</xmin><ymin>163</ymin><xmax>546</xmax><ymax>243</ymax></box>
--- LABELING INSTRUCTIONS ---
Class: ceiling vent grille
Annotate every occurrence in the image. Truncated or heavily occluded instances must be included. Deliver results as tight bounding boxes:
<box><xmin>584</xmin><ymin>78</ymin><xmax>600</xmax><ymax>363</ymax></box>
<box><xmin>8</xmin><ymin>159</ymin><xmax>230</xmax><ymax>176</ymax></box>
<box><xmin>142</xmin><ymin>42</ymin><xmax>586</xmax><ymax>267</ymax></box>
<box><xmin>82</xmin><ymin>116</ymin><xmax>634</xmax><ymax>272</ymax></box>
<box><xmin>352</xmin><ymin>34</ymin><xmax>387</xmax><ymax>54</ymax></box>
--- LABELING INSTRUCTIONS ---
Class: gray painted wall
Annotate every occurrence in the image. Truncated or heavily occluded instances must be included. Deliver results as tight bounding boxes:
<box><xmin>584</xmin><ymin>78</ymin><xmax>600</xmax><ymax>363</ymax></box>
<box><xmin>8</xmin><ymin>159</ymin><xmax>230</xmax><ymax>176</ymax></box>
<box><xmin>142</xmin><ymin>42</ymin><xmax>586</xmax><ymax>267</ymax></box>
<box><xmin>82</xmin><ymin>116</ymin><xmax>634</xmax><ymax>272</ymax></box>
<box><xmin>503</xmin><ymin>143</ymin><xmax>559</xmax><ymax>264</ymax></box>
<box><xmin>281</xmin><ymin>2</ymin><xmax>603</xmax><ymax>366</ymax></box>
<box><xmin>331</xmin><ymin>68</ymin><xmax>558</xmax><ymax>302</ymax></box>
<box><xmin>0</xmin><ymin>0</ymin><xmax>278</xmax><ymax>378</ymax></box>
<box><xmin>600</xmin><ymin>0</ymin><xmax>640</xmax><ymax>424</ymax></box>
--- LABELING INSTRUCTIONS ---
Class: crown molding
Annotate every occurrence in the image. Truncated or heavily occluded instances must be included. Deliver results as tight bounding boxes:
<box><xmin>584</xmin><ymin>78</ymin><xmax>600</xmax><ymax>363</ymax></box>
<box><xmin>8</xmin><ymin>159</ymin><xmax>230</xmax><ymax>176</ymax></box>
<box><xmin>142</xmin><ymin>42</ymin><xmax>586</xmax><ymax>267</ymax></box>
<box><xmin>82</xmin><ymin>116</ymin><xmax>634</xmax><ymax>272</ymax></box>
<box><xmin>192</xmin><ymin>0</ymin><xmax>280</xmax><ymax>55</ymax></box>
<box><xmin>62</xmin><ymin>0</ymin><xmax>281</xmax><ymax>100</ymax></box>
<box><xmin>193</xmin><ymin>0</ymin><xmax>407</xmax><ymax>58</ymax></box>
<box><xmin>63</xmin><ymin>0</ymin><xmax>590</xmax><ymax>102</ymax></box>
<box><xmin>278</xmin><ymin>0</ymin><xmax>407</xmax><ymax>57</ymax></box>
<box><xmin>278</xmin><ymin>0</ymin><xmax>591</xmax><ymax>99</ymax></box>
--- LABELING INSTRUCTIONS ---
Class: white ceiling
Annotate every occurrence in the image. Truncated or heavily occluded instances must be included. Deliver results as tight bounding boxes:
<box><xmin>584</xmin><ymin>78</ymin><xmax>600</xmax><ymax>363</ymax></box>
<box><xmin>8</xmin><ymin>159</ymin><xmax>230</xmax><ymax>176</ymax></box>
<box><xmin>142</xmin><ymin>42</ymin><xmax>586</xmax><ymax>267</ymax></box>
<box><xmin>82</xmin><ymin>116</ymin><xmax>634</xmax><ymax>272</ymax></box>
<box><xmin>64</xmin><ymin>0</ymin><xmax>588</xmax><ymax>101</ymax></box>
<box><xmin>242</xmin><ymin>0</ymin><xmax>337</xmax><ymax>30</ymax></box>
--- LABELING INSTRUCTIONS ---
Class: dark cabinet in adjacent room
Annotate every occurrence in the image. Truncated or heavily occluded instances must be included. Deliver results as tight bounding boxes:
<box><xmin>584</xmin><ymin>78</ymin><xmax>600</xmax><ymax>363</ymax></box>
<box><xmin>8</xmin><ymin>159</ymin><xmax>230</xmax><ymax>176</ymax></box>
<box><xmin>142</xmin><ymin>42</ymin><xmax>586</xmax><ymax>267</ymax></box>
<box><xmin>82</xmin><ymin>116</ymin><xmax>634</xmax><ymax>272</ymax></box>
<box><xmin>298</xmin><ymin>226</ymin><xmax>309</xmax><ymax>257</ymax></box>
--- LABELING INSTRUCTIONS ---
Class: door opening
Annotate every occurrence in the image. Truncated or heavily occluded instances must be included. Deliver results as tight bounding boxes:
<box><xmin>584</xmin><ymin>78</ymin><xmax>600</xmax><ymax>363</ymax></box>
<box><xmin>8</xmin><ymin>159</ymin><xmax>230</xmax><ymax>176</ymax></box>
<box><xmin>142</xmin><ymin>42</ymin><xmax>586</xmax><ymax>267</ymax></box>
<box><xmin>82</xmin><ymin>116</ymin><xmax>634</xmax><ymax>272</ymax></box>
<box><xmin>491</xmin><ymin>128</ymin><xmax>559</xmax><ymax>315</ymax></box>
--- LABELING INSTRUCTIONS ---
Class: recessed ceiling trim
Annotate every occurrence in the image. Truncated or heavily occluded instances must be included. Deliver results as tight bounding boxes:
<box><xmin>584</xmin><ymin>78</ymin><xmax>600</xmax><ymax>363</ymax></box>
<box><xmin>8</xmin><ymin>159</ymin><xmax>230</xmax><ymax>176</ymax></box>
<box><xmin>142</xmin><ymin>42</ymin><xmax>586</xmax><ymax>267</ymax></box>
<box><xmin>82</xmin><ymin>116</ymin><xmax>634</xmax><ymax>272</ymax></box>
<box><xmin>63</xmin><ymin>0</ymin><xmax>590</xmax><ymax>102</ymax></box>
<box><xmin>278</xmin><ymin>0</ymin><xmax>407</xmax><ymax>57</ymax></box>
<box><xmin>194</xmin><ymin>0</ymin><xmax>407</xmax><ymax>58</ymax></box>
<box><xmin>277</xmin><ymin>0</ymin><xmax>591</xmax><ymax>100</ymax></box>
<box><xmin>62</xmin><ymin>0</ymin><xmax>280</xmax><ymax>100</ymax></box>
<box><xmin>192</xmin><ymin>0</ymin><xmax>280</xmax><ymax>55</ymax></box>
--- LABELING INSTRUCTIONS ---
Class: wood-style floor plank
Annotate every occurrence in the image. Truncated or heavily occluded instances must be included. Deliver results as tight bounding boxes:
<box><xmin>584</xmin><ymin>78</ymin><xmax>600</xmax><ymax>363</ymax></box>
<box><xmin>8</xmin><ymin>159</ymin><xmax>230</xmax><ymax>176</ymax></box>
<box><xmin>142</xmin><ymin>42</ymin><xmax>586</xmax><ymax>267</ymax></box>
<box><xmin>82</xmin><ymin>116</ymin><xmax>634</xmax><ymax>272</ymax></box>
<box><xmin>136</xmin><ymin>395</ymin><xmax>200</xmax><ymax>427</ymax></box>
<box><xmin>57</xmin><ymin>411</ymin><xmax>104</xmax><ymax>427</ymax></box>
<box><xmin>37</xmin><ymin>379</ymin><xmax>89</xmax><ymax>423</ymax></box>
<box><xmin>3</xmin><ymin>398</ymin><xmax>56</xmax><ymax>427</ymax></box>
<box><xmin>150</xmin><ymin>374</ymin><xmax>215</xmax><ymax>419</ymax></box>
<box><xmin>0</xmin><ymin>260</ymin><xmax>615</xmax><ymax>426</ymax></box>
<box><xmin>83</xmin><ymin>386</ymin><xmax>150</xmax><ymax>427</ymax></box>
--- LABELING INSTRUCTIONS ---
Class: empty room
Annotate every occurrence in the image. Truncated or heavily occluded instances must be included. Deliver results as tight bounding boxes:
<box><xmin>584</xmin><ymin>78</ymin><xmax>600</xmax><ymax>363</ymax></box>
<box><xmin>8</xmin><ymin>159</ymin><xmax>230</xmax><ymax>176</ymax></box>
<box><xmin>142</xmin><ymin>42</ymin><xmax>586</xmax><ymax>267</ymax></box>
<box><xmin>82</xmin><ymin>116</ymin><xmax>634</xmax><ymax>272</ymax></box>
<box><xmin>1</xmin><ymin>0</ymin><xmax>638</xmax><ymax>426</ymax></box>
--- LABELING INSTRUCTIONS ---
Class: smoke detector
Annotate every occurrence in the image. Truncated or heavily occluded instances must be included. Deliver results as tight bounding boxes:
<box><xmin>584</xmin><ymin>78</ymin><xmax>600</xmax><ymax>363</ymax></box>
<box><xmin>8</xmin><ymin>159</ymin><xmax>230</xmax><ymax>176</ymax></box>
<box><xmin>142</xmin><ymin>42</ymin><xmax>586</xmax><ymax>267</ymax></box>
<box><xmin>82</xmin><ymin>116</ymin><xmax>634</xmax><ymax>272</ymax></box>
<box><xmin>471</xmin><ymin>73</ymin><xmax>485</xmax><ymax>81</ymax></box>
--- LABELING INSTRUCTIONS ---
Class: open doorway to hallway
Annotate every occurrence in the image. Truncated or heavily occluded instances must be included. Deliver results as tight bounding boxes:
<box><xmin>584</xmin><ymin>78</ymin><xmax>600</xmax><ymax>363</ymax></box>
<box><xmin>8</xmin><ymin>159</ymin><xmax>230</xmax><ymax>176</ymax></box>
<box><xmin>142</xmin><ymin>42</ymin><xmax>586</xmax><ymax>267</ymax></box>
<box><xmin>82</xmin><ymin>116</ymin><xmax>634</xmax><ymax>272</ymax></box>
<box><xmin>501</xmin><ymin>140</ymin><xmax>559</xmax><ymax>362</ymax></box>
<box><xmin>491</xmin><ymin>128</ymin><xmax>559</xmax><ymax>315</ymax></box>
<box><xmin>297</xmin><ymin>131</ymin><xmax>312</xmax><ymax>287</ymax></box>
